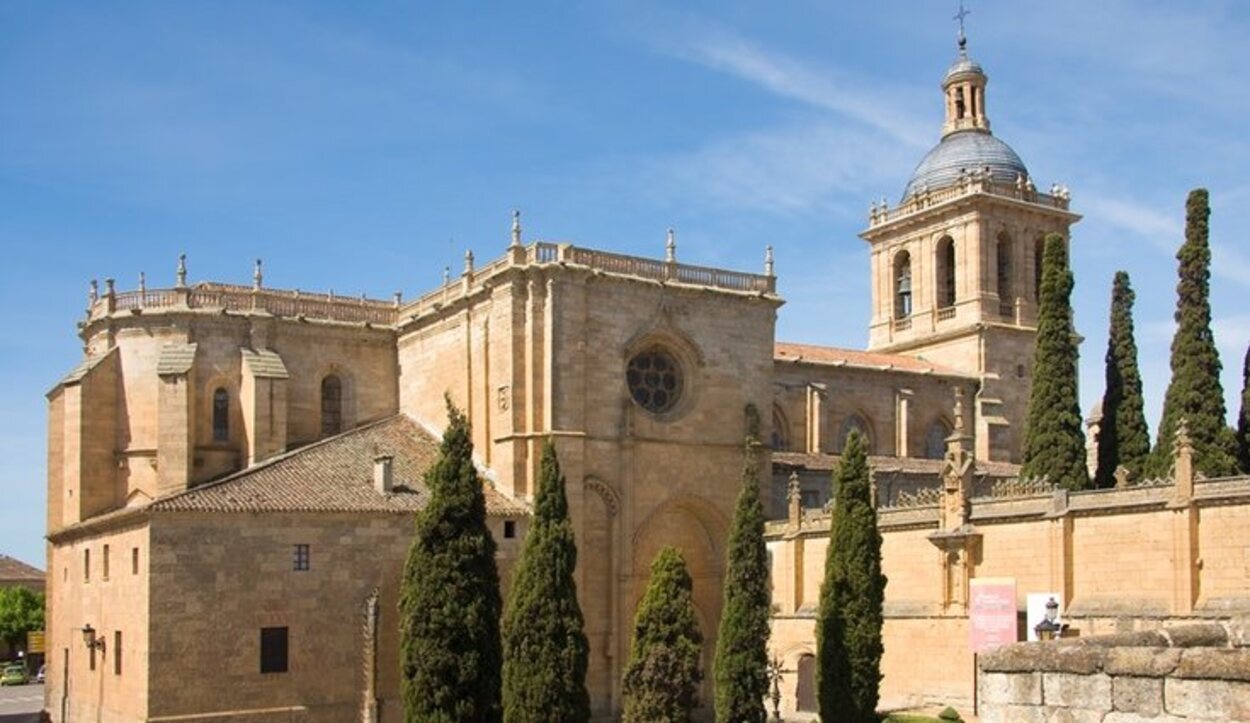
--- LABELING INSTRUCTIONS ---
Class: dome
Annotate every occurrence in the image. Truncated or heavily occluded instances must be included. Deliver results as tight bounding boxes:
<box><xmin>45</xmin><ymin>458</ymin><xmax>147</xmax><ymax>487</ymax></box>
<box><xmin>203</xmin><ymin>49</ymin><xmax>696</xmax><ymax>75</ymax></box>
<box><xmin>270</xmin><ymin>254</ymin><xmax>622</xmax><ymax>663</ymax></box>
<box><xmin>943</xmin><ymin>54</ymin><xmax>983</xmax><ymax>84</ymax></box>
<box><xmin>901</xmin><ymin>130</ymin><xmax>1028</xmax><ymax>200</ymax></box>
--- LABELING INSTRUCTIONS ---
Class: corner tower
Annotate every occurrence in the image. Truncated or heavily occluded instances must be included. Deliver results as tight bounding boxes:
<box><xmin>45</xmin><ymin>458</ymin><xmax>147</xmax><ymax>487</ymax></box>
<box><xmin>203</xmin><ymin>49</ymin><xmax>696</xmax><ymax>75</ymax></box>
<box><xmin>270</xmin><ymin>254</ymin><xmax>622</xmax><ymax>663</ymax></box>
<box><xmin>860</xmin><ymin>33</ymin><xmax>1080</xmax><ymax>462</ymax></box>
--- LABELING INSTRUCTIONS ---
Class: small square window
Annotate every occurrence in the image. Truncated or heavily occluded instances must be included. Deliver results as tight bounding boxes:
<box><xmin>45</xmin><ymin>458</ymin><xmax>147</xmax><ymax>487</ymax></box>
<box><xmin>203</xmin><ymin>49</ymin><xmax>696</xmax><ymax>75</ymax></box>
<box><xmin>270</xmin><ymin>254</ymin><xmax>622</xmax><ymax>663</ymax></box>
<box><xmin>503</xmin><ymin>520</ymin><xmax>516</xmax><ymax>539</ymax></box>
<box><xmin>260</xmin><ymin>627</ymin><xmax>288</xmax><ymax>674</ymax></box>
<box><xmin>293</xmin><ymin>544</ymin><xmax>310</xmax><ymax>571</ymax></box>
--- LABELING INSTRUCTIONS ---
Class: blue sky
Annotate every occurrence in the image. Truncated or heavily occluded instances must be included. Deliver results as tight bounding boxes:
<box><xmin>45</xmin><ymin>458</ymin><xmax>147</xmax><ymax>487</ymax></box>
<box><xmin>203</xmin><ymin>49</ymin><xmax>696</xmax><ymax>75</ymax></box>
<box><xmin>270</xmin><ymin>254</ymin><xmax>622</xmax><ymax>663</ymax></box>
<box><xmin>3</xmin><ymin>1</ymin><xmax>1249</xmax><ymax>566</ymax></box>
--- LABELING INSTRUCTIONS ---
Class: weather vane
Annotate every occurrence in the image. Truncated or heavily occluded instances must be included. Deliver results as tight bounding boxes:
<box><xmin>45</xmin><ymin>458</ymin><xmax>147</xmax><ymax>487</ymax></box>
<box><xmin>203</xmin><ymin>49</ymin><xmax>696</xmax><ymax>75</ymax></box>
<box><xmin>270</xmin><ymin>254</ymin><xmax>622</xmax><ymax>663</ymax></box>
<box><xmin>954</xmin><ymin>1</ymin><xmax>971</xmax><ymax>48</ymax></box>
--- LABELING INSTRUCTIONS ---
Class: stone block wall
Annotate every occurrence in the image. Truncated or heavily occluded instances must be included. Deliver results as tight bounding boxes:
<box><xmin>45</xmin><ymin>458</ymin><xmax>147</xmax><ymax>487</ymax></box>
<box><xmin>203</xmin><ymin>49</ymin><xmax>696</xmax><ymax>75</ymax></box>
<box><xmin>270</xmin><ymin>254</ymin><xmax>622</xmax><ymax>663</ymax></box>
<box><xmin>978</xmin><ymin>622</ymin><xmax>1250</xmax><ymax>722</ymax></box>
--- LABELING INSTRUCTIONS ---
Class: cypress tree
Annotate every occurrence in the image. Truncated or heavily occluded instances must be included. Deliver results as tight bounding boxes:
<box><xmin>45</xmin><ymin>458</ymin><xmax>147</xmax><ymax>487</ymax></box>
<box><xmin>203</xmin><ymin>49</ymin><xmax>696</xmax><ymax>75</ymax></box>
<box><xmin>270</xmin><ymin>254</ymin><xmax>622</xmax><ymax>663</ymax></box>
<box><xmin>400</xmin><ymin>401</ymin><xmax>503</xmax><ymax>723</ymax></box>
<box><xmin>1146</xmin><ymin>189</ymin><xmax>1239</xmax><ymax>478</ymax></box>
<box><xmin>1238</xmin><ymin>347</ymin><xmax>1250</xmax><ymax>473</ymax></box>
<box><xmin>1094</xmin><ymin>271</ymin><xmax>1151</xmax><ymax>487</ymax></box>
<box><xmin>501</xmin><ymin>440</ymin><xmax>590</xmax><ymax>723</ymax></box>
<box><xmin>712</xmin><ymin>437</ymin><xmax>770</xmax><ymax>723</ymax></box>
<box><xmin>816</xmin><ymin>431</ymin><xmax>886</xmax><ymax>723</ymax></box>
<box><xmin>1020</xmin><ymin>233</ymin><xmax>1090</xmax><ymax>490</ymax></box>
<box><xmin>622</xmin><ymin>547</ymin><xmax>704</xmax><ymax>723</ymax></box>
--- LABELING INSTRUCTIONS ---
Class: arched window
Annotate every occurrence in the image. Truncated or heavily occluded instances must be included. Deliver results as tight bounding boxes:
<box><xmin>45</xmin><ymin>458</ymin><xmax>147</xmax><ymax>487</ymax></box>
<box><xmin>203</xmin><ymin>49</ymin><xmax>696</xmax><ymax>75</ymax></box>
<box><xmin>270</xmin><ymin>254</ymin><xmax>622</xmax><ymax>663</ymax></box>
<box><xmin>320</xmin><ymin>375</ymin><xmax>343</xmax><ymax>437</ymax></box>
<box><xmin>1034</xmin><ymin>236</ymin><xmax>1046</xmax><ymax>302</ymax></box>
<box><xmin>837</xmin><ymin>413</ymin><xmax>872</xmax><ymax>454</ymax></box>
<box><xmin>212</xmin><ymin>388</ymin><xmax>229</xmax><ymax>442</ymax></box>
<box><xmin>770</xmin><ymin>405</ymin><xmax>789</xmax><ymax>451</ymax></box>
<box><xmin>796</xmin><ymin>654</ymin><xmax>817</xmax><ymax>712</ymax></box>
<box><xmin>936</xmin><ymin>236</ymin><xmax>956</xmax><ymax>308</ymax></box>
<box><xmin>893</xmin><ymin>251</ymin><xmax>912</xmax><ymax>319</ymax></box>
<box><xmin>925</xmin><ymin>419</ymin><xmax>952</xmax><ymax>460</ymax></box>
<box><xmin>997</xmin><ymin>231</ymin><xmax>1013</xmax><ymax>308</ymax></box>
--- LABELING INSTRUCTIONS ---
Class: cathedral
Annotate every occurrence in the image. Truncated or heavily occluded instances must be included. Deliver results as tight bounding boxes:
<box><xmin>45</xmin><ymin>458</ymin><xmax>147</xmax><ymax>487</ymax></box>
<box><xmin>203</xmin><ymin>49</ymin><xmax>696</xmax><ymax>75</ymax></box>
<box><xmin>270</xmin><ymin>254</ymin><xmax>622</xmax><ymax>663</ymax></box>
<box><xmin>43</xmin><ymin>32</ymin><xmax>1087</xmax><ymax>722</ymax></box>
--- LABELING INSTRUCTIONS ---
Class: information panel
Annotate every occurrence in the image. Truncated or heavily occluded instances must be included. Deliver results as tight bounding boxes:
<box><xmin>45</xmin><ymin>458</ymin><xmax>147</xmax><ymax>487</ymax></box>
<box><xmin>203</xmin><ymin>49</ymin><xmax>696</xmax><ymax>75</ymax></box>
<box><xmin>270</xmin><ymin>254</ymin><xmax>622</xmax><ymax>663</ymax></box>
<box><xmin>969</xmin><ymin>577</ymin><xmax>1017</xmax><ymax>653</ymax></box>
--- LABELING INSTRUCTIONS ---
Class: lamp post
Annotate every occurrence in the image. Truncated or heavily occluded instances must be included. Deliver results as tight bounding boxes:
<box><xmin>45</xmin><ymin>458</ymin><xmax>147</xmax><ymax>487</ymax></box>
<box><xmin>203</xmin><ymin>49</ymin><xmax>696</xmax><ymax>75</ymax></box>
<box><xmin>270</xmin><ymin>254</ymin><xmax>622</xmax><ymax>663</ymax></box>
<box><xmin>765</xmin><ymin>656</ymin><xmax>787</xmax><ymax>721</ymax></box>
<box><xmin>81</xmin><ymin>624</ymin><xmax>105</xmax><ymax>653</ymax></box>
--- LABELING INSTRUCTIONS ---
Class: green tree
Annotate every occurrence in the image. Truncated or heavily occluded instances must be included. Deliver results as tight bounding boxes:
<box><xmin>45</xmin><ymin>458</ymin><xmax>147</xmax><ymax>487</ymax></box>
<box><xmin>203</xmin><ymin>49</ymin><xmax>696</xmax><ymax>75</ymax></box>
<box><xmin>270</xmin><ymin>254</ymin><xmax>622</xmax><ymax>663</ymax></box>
<box><xmin>0</xmin><ymin>587</ymin><xmax>44</xmax><ymax>652</ymax></box>
<box><xmin>501</xmin><ymin>440</ymin><xmax>590</xmax><ymax>723</ymax></box>
<box><xmin>622</xmin><ymin>547</ymin><xmax>704</xmax><ymax>723</ymax></box>
<box><xmin>1146</xmin><ymin>189</ymin><xmax>1240</xmax><ymax>478</ymax></box>
<box><xmin>1094</xmin><ymin>271</ymin><xmax>1151</xmax><ymax>487</ymax></box>
<box><xmin>1021</xmin><ymin>233</ymin><xmax>1090</xmax><ymax>490</ymax></box>
<box><xmin>1236</xmin><ymin>346</ymin><xmax>1250</xmax><ymax>473</ymax></box>
<box><xmin>400</xmin><ymin>401</ymin><xmax>503</xmax><ymax>723</ymax></box>
<box><xmin>816</xmin><ymin>431</ymin><xmax>886</xmax><ymax>723</ymax></box>
<box><xmin>712</xmin><ymin>436</ymin><xmax>770</xmax><ymax>723</ymax></box>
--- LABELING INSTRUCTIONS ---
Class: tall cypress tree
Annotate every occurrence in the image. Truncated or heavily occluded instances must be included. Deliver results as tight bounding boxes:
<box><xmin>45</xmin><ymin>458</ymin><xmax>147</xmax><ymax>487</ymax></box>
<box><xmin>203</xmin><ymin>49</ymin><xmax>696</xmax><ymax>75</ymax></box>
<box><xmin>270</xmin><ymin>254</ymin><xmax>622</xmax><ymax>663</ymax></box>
<box><xmin>1094</xmin><ymin>271</ymin><xmax>1151</xmax><ymax>487</ymax></box>
<box><xmin>400</xmin><ymin>401</ymin><xmax>503</xmax><ymax>723</ymax></box>
<box><xmin>1021</xmin><ymin>233</ymin><xmax>1090</xmax><ymax>490</ymax></box>
<box><xmin>712</xmin><ymin>437</ymin><xmax>770</xmax><ymax>723</ymax></box>
<box><xmin>501</xmin><ymin>440</ymin><xmax>590</xmax><ymax>723</ymax></box>
<box><xmin>1236</xmin><ymin>346</ymin><xmax>1250</xmax><ymax>473</ymax></box>
<box><xmin>816</xmin><ymin>431</ymin><xmax>886</xmax><ymax>723</ymax></box>
<box><xmin>1146</xmin><ymin>189</ymin><xmax>1239</xmax><ymax>478</ymax></box>
<box><xmin>622</xmin><ymin>547</ymin><xmax>704</xmax><ymax>723</ymax></box>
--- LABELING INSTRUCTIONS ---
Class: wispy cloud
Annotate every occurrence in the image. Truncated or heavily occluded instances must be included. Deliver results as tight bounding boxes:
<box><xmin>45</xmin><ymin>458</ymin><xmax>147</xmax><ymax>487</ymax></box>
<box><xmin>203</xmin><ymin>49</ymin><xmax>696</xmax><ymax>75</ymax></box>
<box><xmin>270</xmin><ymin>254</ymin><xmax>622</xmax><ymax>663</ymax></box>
<box><xmin>667</xmin><ymin>29</ymin><xmax>931</xmax><ymax>149</ymax></box>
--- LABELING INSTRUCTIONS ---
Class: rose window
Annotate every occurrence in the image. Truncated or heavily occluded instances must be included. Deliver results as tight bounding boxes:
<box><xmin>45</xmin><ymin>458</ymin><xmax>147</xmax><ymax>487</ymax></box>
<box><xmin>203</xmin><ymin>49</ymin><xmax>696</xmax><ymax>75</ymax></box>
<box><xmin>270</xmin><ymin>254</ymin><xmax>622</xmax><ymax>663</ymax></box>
<box><xmin>626</xmin><ymin>348</ymin><xmax>683</xmax><ymax>414</ymax></box>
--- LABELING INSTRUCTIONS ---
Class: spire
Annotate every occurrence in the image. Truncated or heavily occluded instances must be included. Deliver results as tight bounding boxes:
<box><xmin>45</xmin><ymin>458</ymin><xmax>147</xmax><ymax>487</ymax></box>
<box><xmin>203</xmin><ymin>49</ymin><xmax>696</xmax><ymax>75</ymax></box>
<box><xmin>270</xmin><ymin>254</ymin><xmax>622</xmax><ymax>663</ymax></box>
<box><xmin>941</xmin><ymin>3</ymin><xmax>990</xmax><ymax>138</ymax></box>
<box><xmin>665</xmin><ymin>228</ymin><xmax>676</xmax><ymax>263</ymax></box>
<box><xmin>954</xmin><ymin>1</ymin><xmax>971</xmax><ymax>53</ymax></box>
<box><xmin>510</xmin><ymin>209</ymin><xmax>522</xmax><ymax>249</ymax></box>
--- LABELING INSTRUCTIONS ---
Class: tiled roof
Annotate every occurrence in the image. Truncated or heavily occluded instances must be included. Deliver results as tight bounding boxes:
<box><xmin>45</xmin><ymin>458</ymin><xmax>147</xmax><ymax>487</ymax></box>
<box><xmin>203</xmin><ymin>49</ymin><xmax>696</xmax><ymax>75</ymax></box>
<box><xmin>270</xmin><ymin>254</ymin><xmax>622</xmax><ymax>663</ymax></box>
<box><xmin>241</xmin><ymin>348</ymin><xmax>289</xmax><ymax>379</ymax></box>
<box><xmin>772</xmin><ymin>450</ymin><xmax>1020</xmax><ymax>477</ymax></box>
<box><xmin>0</xmin><ymin>555</ymin><xmax>44</xmax><ymax>582</ymax></box>
<box><xmin>774</xmin><ymin>342</ymin><xmax>973</xmax><ymax>378</ymax></box>
<box><xmin>156</xmin><ymin>343</ymin><xmax>197</xmax><ymax>376</ymax></box>
<box><xmin>51</xmin><ymin>348</ymin><xmax>115</xmax><ymax>391</ymax></box>
<box><xmin>151</xmin><ymin>415</ymin><xmax>528</xmax><ymax>517</ymax></box>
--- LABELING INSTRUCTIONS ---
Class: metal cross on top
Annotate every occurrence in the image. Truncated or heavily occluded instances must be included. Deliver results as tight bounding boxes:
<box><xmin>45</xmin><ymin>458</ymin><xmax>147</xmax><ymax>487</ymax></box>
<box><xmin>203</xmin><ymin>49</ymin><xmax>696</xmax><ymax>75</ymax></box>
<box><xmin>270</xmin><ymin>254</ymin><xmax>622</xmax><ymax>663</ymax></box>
<box><xmin>954</xmin><ymin>1</ymin><xmax>971</xmax><ymax>47</ymax></box>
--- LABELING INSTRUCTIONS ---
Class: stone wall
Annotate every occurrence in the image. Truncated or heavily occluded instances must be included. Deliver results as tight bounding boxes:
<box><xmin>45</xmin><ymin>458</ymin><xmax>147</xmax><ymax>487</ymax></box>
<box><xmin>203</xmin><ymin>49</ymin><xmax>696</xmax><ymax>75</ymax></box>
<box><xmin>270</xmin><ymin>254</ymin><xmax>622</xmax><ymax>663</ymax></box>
<box><xmin>978</xmin><ymin>621</ymin><xmax>1250</xmax><ymax>722</ymax></box>
<box><xmin>765</xmin><ymin>475</ymin><xmax>1250</xmax><ymax>716</ymax></box>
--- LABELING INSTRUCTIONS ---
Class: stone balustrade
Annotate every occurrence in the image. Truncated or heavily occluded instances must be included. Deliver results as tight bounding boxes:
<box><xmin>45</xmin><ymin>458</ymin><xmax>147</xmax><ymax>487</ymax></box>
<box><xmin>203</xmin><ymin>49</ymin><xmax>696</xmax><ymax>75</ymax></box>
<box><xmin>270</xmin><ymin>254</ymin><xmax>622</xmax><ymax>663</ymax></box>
<box><xmin>86</xmin><ymin>241</ymin><xmax>777</xmax><ymax>328</ymax></box>
<box><xmin>868</xmin><ymin>175</ymin><xmax>1072</xmax><ymax>228</ymax></box>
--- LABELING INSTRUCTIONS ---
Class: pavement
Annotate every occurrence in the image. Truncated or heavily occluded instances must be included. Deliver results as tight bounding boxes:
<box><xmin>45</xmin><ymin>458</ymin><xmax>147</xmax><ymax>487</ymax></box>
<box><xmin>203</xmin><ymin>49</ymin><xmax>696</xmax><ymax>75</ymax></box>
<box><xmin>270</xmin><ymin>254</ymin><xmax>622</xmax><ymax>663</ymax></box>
<box><xmin>0</xmin><ymin>683</ymin><xmax>43</xmax><ymax>723</ymax></box>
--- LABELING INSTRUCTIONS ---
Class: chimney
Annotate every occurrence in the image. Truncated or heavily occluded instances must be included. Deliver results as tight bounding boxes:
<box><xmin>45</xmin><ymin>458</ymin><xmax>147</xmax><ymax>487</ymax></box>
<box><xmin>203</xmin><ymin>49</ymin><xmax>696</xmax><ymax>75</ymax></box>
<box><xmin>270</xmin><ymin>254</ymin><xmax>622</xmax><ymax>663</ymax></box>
<box><xmin>374</xmin><ymin>455</ymin><xmax>394</xmax><ymax>494</ymax></box>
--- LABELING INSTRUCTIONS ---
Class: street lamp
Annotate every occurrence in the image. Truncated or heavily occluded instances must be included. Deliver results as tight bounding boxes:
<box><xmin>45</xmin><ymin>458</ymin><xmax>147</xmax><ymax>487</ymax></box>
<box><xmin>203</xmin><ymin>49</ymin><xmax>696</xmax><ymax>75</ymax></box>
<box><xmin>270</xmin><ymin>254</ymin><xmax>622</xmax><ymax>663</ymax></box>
<box><xmin>765</xmin><ymin>656</ymin><xmax>788</xmax><ymax>721</ymax></box>
<box><xmin>81</xmin><ymin>624</ymin><xmax>105</xmax><ymax>652</ymax></box>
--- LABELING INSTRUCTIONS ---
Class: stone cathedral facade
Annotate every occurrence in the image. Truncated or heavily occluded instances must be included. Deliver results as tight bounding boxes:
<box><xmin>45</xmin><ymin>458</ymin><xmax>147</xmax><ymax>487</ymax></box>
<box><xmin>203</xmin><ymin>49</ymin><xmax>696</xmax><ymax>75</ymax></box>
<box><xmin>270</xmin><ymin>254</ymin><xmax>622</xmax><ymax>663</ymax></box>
<box><xmin>42</xmin><ymin>38</ymin><xmax>1092</xmax><ymax>722</ymax></box>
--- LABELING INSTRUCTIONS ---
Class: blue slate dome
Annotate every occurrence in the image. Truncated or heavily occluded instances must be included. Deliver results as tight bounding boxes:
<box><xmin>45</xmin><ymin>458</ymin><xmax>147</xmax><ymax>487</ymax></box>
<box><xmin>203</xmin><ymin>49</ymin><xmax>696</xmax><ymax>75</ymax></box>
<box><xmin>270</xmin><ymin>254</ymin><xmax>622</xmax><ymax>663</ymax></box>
<box><xmin>901</xmin><ymin>130</ymin><xmax>1028</xmax><ymax>200</ymax></box>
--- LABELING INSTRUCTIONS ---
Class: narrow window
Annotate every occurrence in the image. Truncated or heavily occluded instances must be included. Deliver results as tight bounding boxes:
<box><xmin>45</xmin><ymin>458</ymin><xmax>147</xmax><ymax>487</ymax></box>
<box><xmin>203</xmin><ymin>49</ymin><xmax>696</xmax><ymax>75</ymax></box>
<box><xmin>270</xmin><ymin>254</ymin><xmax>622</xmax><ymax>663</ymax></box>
<box><xmin>212</xmin><ymin>387</ymin><xmax>229</xmax><ymax>442</ymax></box>
<box><xmin>893</xmin><ymin>251</ymin><xmax>912</xmax><ymax>319</ymax></box>
<box><xmin>503</xmin><ymin>520</ymin><xmax>517</xmax><ymax>539</ymax></box>
<box><xmin>1034</xmin><ymin>237</ymin><xmax>1046</xmax><ymax>302</ymax></box>
<box><xmin>260</xmin><ymin>627</ymin><xmax>289</xmax><ymax>674</ymax></box>
<box><xmin>132</xmin><ymin>547</ymin><xmax>139</xmax><ymax>575</ymax></box>
<box><xmin>936</xmin><ymin>237</ymin><xmax>956</xmax><ymax>308</ymax></box>
<box><xmin>84</xmin><ymin>549</ymin><xmax>90</xmax><ymax>583</ymax></box>
<box><xmin>89</xmin><ymin>640</ymin><xmax>96</xmax><ymax>671</ymax></box>
<box><xmin>997</xmin><ymin>232</ymin><xmax>1013</xmax><ymax>312</ymax></box>
<box><xmin>797</xmin><ymin>654</ymin><xmax>818</xmax><ymax>712</ymax></box>
<box><xmin>293</xmin><ymin>544</ymin><xmax>310</xmax><ymax>572</ymax></box>
<box><xmin>954</xmin><ymin>87</ymin><xmax>966</xmax><ymax>119</ymax></box>
<box><xmin>925</xmin><ymin>420</ymin><xmax>952</xmax><ymax>460</ymax></box>
<box><xmin>320</xmin><ymin>376</ymin><xmax>343</xmax><ymax>437</ymax></box>
<box><xmin>114</xmin><ymin>631</ymin><xmax>122</xmax><ymax>675</ymax></box>
<box><xmin>103</xmin><ymin>544</ymin><xmax>110</xmax><ymax>580</ymax></box>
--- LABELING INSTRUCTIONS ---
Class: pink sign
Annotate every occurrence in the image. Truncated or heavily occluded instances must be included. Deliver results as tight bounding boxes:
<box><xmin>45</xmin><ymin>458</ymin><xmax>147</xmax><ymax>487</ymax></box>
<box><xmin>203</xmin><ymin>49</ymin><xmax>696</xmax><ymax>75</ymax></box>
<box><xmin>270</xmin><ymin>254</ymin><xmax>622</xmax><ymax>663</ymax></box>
<box><xmin>969</xmin><ymin>578</ymin><xmax>1018</xmax><ymax>653</ymax></box>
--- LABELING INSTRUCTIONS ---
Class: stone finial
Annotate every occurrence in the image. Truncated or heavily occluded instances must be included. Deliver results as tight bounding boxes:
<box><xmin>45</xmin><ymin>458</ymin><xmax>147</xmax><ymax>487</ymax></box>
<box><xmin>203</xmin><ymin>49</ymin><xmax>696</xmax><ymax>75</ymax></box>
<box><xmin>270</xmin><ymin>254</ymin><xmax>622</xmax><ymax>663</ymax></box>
<box><xmin>253</xmin><ymin>259</ymin><xmax>263</xmax><ymax>290</ymax></box>
<box><xmin>104</xmin><ymin>278</ymin><xmax>116</xmax><ymax>297</ymax></box>
<box><xmin>787</xmin><ymin>471</ymin><xmax>802</xmax><ymax>527</ymax></box>
<box><xmin>442</xmin><ymin>266</ymin><xmax>451</xmax><ymax>286</ymax></box>
<box><xmin>88</xmin><ymin>279</ymin><xmax>99</xmax><ymax>304</ymax></box>
<box><xmin>138</xmin><ymin>271</ymin><xmax>146</xmax><ymax>294</ymax></box>
<box><xmin>464</xmin><ymin>249</ymin><xmax>474</xmax><ymax>276</ymax></box>
<box><xmin>393</xmin><ymin>291</ymin><xmax>403</xmax><ymax>308</ymax></box>
<box><xmin>665</xmin><ymin>228</ymin><xmax>676</xmax><ymax>263</ymax></box>
<box><xmin>953</xmin><ymin>385</ymin><xmax>966</xmax><ymax>435</ymax></box>
<box><xmin>764</xmin><ymin>245</ymin><xmax>775</xmax><ymax>277</ymax></box>
<box><xmin>175</xmin><ymin>253</ymin><xmax>188</xmax><ymax>288</ymax></box>
<box><xmin>510</xmin><ymin>210</ymin><xmax>522</xmax><ymax>249</ymax></box>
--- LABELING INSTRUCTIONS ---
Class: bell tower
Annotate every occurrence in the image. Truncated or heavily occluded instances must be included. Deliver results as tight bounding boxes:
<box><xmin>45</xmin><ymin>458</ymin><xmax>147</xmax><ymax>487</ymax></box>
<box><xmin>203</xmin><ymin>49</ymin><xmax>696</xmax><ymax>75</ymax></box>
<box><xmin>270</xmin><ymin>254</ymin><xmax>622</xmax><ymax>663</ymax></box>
<box><xmin>859</xmin><ymin>26</ymin><xmax>1080</xmax><ymax>463</ymax></box>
